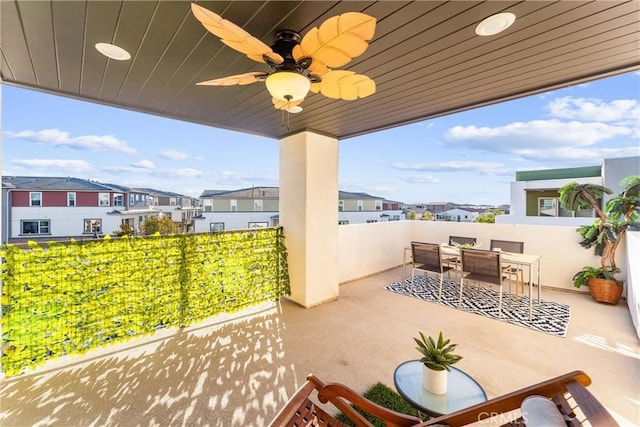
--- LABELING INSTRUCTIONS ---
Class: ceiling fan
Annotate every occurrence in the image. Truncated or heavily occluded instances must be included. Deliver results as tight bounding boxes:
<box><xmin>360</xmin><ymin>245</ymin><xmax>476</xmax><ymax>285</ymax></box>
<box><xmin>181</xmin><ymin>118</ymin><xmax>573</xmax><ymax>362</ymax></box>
<box><xmin>190</xmin><ymin>3</ymin><xmax>377</xmax><ymax>112</ymax></box>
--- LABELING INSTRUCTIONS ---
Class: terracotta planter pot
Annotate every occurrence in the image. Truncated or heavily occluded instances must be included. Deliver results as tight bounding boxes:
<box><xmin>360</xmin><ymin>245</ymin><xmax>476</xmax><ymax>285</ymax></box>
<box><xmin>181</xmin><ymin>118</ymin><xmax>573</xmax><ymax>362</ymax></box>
<box><xmin>587</xmin><ymin>277</ymin><xmax>623</xmax><ymax>305</ymax></box>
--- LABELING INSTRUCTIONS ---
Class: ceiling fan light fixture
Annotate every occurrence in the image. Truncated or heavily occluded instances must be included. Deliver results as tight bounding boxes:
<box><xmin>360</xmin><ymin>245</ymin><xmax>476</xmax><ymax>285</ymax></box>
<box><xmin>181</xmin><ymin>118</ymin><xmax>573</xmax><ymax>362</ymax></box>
<box><xmin>95</xmin><ymin>42</ymin><xmax>131</xmax><ymax>60</ymax></box>
<box><xmin>265</xmin><ymin>71</ymin><xmax>311</xmax><ymax>102</ymax></box>
<box><xmin>475</xmin><ymin>12</ymin><xmax>516</xmax><ymax>36</ymax></box>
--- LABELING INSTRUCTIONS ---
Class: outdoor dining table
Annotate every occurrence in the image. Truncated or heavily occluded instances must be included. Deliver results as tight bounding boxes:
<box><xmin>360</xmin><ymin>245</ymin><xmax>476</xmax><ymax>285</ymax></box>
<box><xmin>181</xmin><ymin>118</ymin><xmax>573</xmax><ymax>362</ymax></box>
<box><xmin>402</xmin><ymin>244</ymin><xmax>542</xmax><ymax>320</ymax></box>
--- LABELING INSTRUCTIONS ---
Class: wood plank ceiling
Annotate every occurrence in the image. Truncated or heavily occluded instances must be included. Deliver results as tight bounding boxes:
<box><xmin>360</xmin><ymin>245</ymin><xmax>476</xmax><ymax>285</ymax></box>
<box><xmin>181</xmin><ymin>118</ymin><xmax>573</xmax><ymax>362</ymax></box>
<box><xmin>2</xmin><ymin>1</ymin><xmax>639</xmax><ymax>140</ymax></box>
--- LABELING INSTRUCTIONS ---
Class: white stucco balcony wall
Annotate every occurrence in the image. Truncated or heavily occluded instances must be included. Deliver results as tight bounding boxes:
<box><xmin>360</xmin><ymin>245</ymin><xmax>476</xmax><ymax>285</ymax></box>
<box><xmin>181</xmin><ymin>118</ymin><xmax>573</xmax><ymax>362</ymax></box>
<box><xmin>338</xmin><ymin>220</ymin><xmax>628</xmax><ymax>294</ymax></box>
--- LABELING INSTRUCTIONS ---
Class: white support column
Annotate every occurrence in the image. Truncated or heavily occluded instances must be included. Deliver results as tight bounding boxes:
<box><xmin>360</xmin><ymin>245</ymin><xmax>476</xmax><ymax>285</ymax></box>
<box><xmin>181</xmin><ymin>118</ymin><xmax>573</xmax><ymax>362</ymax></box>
<box><xmin>279</xmin><ymin>131</ymin><xmax>339</xmax><ymax>307</ymax></box>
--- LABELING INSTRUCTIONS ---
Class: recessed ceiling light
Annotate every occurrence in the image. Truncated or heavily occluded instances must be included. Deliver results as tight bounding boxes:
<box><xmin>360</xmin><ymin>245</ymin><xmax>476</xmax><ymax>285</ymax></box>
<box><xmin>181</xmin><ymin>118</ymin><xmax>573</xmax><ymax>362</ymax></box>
<box><xmin>475</xmin><ymin>12</ymin><xmax>516</xmax><ymax>36</ymax></box>
<box><xmin>95</xmin><ymin>42</ymin><xmax>131</xmax><ymax>60</ymax></box>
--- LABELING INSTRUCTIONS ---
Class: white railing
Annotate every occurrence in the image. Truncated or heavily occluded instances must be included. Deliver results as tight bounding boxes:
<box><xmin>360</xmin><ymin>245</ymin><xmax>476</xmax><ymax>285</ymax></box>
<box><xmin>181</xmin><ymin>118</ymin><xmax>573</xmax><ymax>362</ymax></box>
<box><xmin>625</xmin><ymin>231</ymin><xmax>639</xmax><ymax>339</ymax></box>
<box><xmin>338</xmin><ymin>220</ymin><xmax>629</xmax><ymax>293</ymax></box>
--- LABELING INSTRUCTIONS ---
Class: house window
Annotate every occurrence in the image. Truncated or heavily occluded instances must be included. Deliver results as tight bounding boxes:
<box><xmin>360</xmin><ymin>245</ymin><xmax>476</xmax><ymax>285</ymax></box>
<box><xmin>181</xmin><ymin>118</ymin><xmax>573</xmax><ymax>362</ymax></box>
<box><xmin>375</xmin><ymin>200</ymin><xmax>382</xmax><ymax>211</ymax></box>
<box><xmin>84</xmin><ymin>219</ymin><xmax>102</xmax><ymax>233</ymax></box>
<box><xmin>30</xmin><ymin>192</ymin><xmax>42</xmax><ymax>206</ymax></box>
<box><xmin>130</xmin><ymin>194</ymin><xmax>135</xmax><ymax>205</ymax></box>
<box><xmin>113</xmin><ymin>193</ymin><xmax>124</xmax><ymax>207</ymax></box>
<box><xmin>98</xmin><ymin>193</ymin><xmax>110</xmax><ymax>207</ymax></box>
<box><xmin>210</xmin><ymin>222</ymin><xmax>224</xmax><ymax>231</ymax></box>
<box><xmin>21</xmin><ymin>220</ymin><xmax>50</xmax><ymax>234</ymax></box>
<box><xmin>559</xmin><ymin>204</ymin><xmax>594</xmax><ymax>218</ymax></box>
<box><xmin>357</xmin><ymin>200</ymin><xmax>363</xmax><ymax>211</ymax></box>
<box><xmin>366</xmin><ymin>220</ymin><xmax>378</xmax><ymax>223</ymax></box>
<box><xmin>170</xmin><ymin>198</ymin><xmax>177</xmax><ymax>206</ymax></box>
<box><xmin>254</xmin><ymin>199</ymin><xmax>263</xmax><ymax>212</ymax></box>
<box><xmin>338</xmin><ymin>200</ymin><xmax>344</xmax><ymax>211</ymax></box>
<box><xmin>538</xmin><ymin>197</ymin><xmax>558</xmax><ymax>217</ymax></box>
<box><xmin>338</xmin><ymin>220</ymin><xmax>349</xmax><ymax>225</ymax></box>
<box><xmin>248</xmin><ymin>222</ymin><xmax>268</xmax><ymax>228</ymax></box>
<box><xmin>230</xmin><ymin>199</ymin><xmax>237</xmax><ymax>212</ymax></box>
<box><xmin>67</xmin><ymin>192</ymin><xmax>76</xmax><ymax>207</ymax></box>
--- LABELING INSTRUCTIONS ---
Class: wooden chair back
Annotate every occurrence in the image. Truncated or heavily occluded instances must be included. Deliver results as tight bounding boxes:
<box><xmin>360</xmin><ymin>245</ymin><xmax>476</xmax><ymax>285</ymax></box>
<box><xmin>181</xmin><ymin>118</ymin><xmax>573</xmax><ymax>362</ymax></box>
<box><xmin>460</xmin><ymin>248</ymin><xmax>502</xmax><ymax>286</ymax></box>
<box><xmin>411</xmin><ymin>242</ymin><xmax>443</xmax><ymax>271</ymax></box>
<box><xmin>490</xmin><ymin>239</ymin><xmax>524</xmax><ymax>253</ymax></box>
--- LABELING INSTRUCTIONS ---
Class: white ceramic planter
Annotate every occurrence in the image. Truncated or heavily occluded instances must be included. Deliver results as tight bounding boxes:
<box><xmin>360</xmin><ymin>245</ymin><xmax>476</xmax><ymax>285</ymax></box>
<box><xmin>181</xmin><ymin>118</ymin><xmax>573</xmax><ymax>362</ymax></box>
<box><xmin>423</xmin><ymin>365</ymin><xmax>448</xmax><ymax>394</ymax></box>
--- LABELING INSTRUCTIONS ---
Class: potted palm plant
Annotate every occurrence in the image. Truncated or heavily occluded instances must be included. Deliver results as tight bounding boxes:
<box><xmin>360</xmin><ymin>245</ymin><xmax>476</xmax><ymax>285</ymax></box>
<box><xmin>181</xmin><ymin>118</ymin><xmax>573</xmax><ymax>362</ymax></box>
<box><xmin>414</xmin><ymin>331</ymin><xmax>462</xmax><ymax>394</ymax></box>
<box><xmin>559</xmin><ymin>175</ymin><xmax>640</xmax><ymax>304</ymax></box>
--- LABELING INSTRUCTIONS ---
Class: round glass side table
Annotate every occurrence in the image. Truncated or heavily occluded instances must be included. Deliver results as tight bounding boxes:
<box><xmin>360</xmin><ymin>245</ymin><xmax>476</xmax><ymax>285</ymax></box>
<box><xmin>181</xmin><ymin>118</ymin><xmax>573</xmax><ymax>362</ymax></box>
<box><xmin>393</xmin><ymin>360</ymin><xmax>487</xmax><ymax>417</ymax></box>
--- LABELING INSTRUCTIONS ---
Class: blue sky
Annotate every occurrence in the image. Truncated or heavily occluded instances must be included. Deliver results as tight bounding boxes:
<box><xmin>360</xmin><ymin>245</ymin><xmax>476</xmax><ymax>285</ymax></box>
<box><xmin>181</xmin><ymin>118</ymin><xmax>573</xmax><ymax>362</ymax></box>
<box><xmin>2</xmin><ymin>71</ymin><xmax>638</xmax><ymax>205</ymax></box>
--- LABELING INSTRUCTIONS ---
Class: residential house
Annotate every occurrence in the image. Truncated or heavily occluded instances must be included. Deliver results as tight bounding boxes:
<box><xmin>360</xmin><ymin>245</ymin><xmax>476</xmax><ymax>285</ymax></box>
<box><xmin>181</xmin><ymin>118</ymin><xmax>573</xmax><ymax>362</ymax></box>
<box><xmin>338</xmin><ymin>191</ymin><xmax>404</xmax><ymax>224</ymax></box>
<box><xmin>197</xmin><ymin>186</ymin><xmax>280</xmax><ymax>231</ymax></box>
<box><xmin>0</xmin><ymin>176</ymin><xmax>159</xmax><ymax>243</ymax></box>
<box><xmin>497</xmin><ymin>156</ymin><xmax>640</xmax><ymax>226</ymax></box>
<box><xmin>425</xmin><ymin>202</ymin><xmax>457</xmax><ymax>213</ymax></box>
<box><xmin>435</xmin><ymin>208</ymin><xmax>480</xmax><ymax>222</ymax></box>
<box><xmin>405</xmin><ymin>202</ymin><xmax>458</xmax><ymax>220</ymax></box>
<box><xmin>381</xmin><ymin>199</ymin><xmax>405</xmax><ymax>222</ymax></box>
<box><xmin>135</xmin><ymin>188</ymin><xmax>201</xmax><ymax>232</ymax></box>
<box><xmin>195</xmin><ymin>187</ymin><xmax>404</xmax><ymax>231</ymax></box>
<box><xmin>100</xmin><ymin>183</ymin><xmax>160</xmax><ymax>235</ymax></box>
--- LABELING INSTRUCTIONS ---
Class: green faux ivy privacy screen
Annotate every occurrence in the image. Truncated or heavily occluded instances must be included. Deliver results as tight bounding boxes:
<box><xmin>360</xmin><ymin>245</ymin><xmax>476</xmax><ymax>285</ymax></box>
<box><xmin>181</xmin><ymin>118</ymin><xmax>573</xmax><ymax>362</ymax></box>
<box><xmin>0</xmin><ymin>227</ymin><xmax>290</xmax><ymax>377</ymax></box>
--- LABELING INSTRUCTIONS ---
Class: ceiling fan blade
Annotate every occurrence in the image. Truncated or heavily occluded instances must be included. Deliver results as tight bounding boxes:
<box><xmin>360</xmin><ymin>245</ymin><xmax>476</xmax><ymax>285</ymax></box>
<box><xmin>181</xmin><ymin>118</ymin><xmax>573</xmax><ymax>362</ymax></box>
<box><xmin>196</xmin><ymin>72</ymin><xmax>267</xmax><ymax>86</ymax></box>
<box><xmin>191</xmin><ymin>3</ymin><xmax>283</xmax><ymax>64</ymax></box>
<box><xmin>293</xmin><ymin>12</ymin><xmax>376</xmax><ymax>69</ymax></box>
<box><xmin>310</xmin><ymin>70</ymin><xmax>375</xmax><ymax>100</ymax></box>
<box><xmin>272</xmin><ymin>97</ymin><xmax>303</xmax><ymax>111</ymax></box>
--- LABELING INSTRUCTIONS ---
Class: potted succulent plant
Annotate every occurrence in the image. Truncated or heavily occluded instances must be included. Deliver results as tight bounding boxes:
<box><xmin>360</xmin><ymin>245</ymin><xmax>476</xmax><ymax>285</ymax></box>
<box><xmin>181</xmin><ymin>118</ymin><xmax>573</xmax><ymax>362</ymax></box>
<box><xmin>559</xmin><ymin>175</ymin><xmax>640</xmax><ymax>304</ymax></box>
<box><xmin>414</xmin><ymin>331</ymin><xmax>462</xmax><ymax>394</ymax></box>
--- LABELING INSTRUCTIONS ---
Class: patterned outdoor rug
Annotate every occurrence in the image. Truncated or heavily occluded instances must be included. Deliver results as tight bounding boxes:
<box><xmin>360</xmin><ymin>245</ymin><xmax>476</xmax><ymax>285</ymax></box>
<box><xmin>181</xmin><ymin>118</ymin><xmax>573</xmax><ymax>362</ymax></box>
<box><xmin>384</xmin><ymin>276</ymin><xmax>570</xmax><ymax>337</ymax></box>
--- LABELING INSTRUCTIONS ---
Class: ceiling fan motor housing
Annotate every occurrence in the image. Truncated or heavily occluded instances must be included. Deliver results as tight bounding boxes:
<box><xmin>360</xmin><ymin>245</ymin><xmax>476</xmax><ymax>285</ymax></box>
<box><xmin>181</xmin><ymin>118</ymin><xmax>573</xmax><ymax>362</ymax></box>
<box><xmin>268</xmin><ymin>30</ymin><xmax>316</xmax><ymax>79</ymax></box>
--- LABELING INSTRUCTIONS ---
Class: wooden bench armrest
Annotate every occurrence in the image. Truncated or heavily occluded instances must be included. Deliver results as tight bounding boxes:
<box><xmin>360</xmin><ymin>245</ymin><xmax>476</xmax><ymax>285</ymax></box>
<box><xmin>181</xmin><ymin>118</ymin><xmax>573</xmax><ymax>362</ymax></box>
<box><xmin>564</xmin><ymin>379</ymin><xmax>617</xmax><ymax>425</ymax></box>
<box><xmin>270</xmin><ymin>371</ymin><xmax>616</xmax><ymax>427</ymax></box>
<box><xmin>313</xmin><ymin>376</ymin><xmax>422</xmax><ymax>427</ymax></box>
<box><xmin>416</xmin><ymin>370</ymin><xmax>609</xmax><ymax>427</ymax></box>
<box><xmin>270</xmin><ymin>375</ymin><xmax>421</xmax><ymax>427</ymax></box>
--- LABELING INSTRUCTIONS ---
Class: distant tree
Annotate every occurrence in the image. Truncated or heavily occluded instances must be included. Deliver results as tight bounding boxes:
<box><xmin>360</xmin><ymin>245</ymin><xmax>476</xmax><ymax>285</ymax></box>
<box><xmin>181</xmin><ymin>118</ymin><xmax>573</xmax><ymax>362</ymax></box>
<box><xmin>421</xmin><ymin>211</ymin><xmax>433</xmax><ymax>221</ymax></box>
<box><xmin>113</xmin><ymin>223</ymin><xmax>134</xmax><ymax>237</ymax></box>
<box><xmin>406</xmin><ymin>211</ymin><xmax>416</xmax><ymax>220</ymax></box>
<box><xmin>142</xmin><ymin>216</ymin><xmax>177</xmax><ymax>235</ymax></box>
<box><xmin>476</xmin><ymin>208</ymin><xmax>504</xmax><ymax>224</ymax></box>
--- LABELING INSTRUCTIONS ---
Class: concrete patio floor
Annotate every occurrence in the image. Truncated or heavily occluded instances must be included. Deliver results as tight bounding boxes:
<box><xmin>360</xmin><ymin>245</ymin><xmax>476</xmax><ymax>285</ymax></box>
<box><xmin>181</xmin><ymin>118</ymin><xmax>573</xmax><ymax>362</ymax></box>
<box><xmin>0</xmin><ymin>267</ymin><xmax>638</xmax><ymax>426</ymax></box>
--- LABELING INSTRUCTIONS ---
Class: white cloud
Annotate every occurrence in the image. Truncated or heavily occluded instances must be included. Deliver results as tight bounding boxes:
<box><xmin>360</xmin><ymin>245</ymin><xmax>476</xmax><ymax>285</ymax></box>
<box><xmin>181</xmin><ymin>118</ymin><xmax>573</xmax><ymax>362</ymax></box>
<box><xmin>445</xmin><ymin>119</ymin><xmax>635</xmax><ymax>163</ymax></box>
<box><xmin>103</xmin><ymin>166</ymin><xmax>203</xmax><ymax>178</ymax></box>
<box><xmin>160</xmin><ymin>149</ymin><xmax>188</xmax><ymax>160</ymax></box>
<box><xmin>392</xmin><ymin>161</ymin><xmax>510</xmax><ymax>176</ymax></box>
<box><xmin>167</xmin><ymin>168</ymin><xmax>202</xmax><ymax>178</ymax></box>
<box><xmin>513</xmin><ymin>145</ymin><xmax>640</xmax><ymax>162</ymax></box>
<box><xmin>11</xmin><ymin>158</ymin><xmax>92</xmax><ymax>172</ymax></box>
<box><xmin>211</xmin><ymin>170</ymin><xmax>277</xmax><ymax>186</ymax></box>
<box><xmin>447</xmin><ymin>120</ymin><xmax>631</xmax><ymax>147</ymax></box>
<box><xmin>132</xmin><ymin>159</ymin><xmax>155</xmax><ymax>169</ymax></box>
<box><xmin>546</xmin><ymin>97</ymin><xmax>639</xmax><ymax>123</ymax></box>
<box><xmin>4</xmin><ymin>129</ymin><xmax>137</xmax><ymax>154</ymax></box>
<box><xmin>403</xmin><ymin>173</ymin><xmax>441</xmax><ymax>184</ymax></box>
